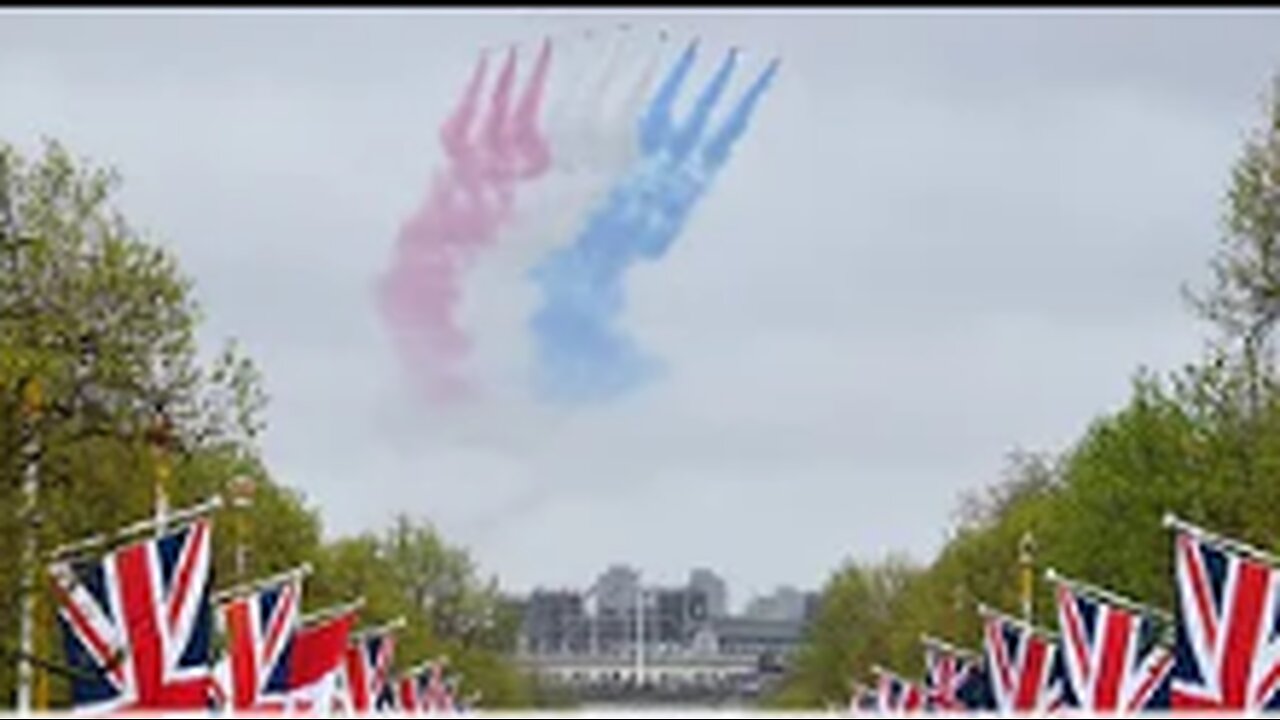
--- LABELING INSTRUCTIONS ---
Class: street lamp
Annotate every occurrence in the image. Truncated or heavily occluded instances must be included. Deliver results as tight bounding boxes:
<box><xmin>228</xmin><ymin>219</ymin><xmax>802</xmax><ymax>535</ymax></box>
<box><xmin>1019</xmin><ymin>530</ymin><xmax>1037</xmax><ymax>623</ymax></box>
<box><xmin>951</xmin><ymin>583</ymin><xmax>967</xmax><ymax>636</ymax></box>
<box><xmin>16</xmin><ymin>376</ymin><xmax>42</xmax><ymax>713</ymax></box>
<box><xmin>144</xmin><ymin>410</ymin><xmax>174</xmax><ymax>531</ymax></box>
<box><xmin>229</xmin><ymin>474</ymin><xmax>256</xmax><ymax>581</ymax></box>
<box><xmin>634</xmin><ymin>582</ymin><xmax>650</xmax><ymax>688</ymax></box>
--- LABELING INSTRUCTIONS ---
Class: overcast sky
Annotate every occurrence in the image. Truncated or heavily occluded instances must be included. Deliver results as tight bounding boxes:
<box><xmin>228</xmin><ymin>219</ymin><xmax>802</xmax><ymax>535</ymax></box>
<box><xmin>3</xmin><ymin>9</ymin><xmax>1278</xmax><ymax>609</ymax></box>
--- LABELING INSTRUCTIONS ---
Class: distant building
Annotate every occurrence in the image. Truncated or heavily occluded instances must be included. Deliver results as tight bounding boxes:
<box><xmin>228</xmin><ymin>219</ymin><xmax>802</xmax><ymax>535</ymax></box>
<box><xmin>689</xmin><ymin>568</ymin><xmax>729</xmax><ymax>618</ymax></box>
<box><xmin>520</xmin><ymin>589</ymin><xmax>588</xmax><ymax>655</ymax></box>
<box><xmin>707</xmin><ymin>616</ymin><xmax>806</xmax><ymax>658</ymax></box>
<box><xmin>512</xmin><ymin>566</ymin><xmax>817</xmax><ymax>703</ymax></box>
<box><xmin>651</xmin><ymin>585</ymin><xmax>711</xmax><ymax>649</ymax></box>
<box><xmin>744</xmin><ymin>586</ymin><xmax>808</xmax><ymax>622</ymax></box>
<box><xmin>594</xmin><ymin>565</ymin><xmax>641</xmax><ymax>615</ymax></box>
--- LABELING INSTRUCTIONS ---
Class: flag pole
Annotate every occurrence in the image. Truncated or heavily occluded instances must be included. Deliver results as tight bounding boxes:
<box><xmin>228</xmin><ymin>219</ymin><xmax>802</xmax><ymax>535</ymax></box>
<box><xmin>976</xmin><ymin>602</ymin><xmax>1060</xmax><ymax>641</ymax></box>
<box><xmin>212</xmin><ymin>563</ymin><xmax>314</xmax><ymax>605</ymax></box>
<box><xmin>300</xmin><ymin>597</ymin><xmax>366</xmax><ymax>628</ymax></box>
<box><xmin>870</xmin><ymin>664</ymin><xmax>902</xmax><ymax>681</ymax></box>
<box><xmin>1163</xmin><ymin>512</ymin><xmax>1280</xmax><ymax>569</ymax></box>
<box><xmin>1043</xmin><ymin>568</ymin><xmax>1173</xmax><ymax>623</ymax></box>
<box><xmin>401</xmin><ymin>655</ymin><xmax>450</xmax><ymax>679</ymax></box>
<box><xmin>920</xmin><ymin>633</ymin><xmax>979</xmax><ymax>661</ymax></box>
<box><xmin>46</xmin><ymin>495</ymin><xmax>224</xmax><ymax>563</ymax></box>
<box><xmin>401</xmin><ymin>660</ymin><xmax>434</xmax><ymax>678</ymax></box>
<box><xmin>351</xmin><ymin>616</ymin><xmax>408</xmax><ymax>641</ymax></box>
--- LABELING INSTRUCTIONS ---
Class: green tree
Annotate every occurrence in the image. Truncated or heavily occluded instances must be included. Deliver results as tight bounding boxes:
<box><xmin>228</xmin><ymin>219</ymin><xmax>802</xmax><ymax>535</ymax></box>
<box><xmin>774</xmin><ymin>70</ymin><xmax>1280</xmax><ymax>710</ymax></box>
<box><xmin>1188</xmin><ymin>75</ymin><xmax>1280</xmax><ymax>377</ymax></box>
<box><xmin>769</xmin><ymin>557</ymin><xmax>918</xmax><ymax>708</ymax></box>
<box><xmin>306</xmin><ymin>516</ymin><xmax>532</xmax><ymax>707</ymax></box>
<box><xmin>0</xmin><ymin>139</ymin><xmax>286</xmax><ymax>705</ymax></box>
<box><xmin>0</xmin><ymin>139</ymin><xmax>530</xmax><ymax>709</ymax></box>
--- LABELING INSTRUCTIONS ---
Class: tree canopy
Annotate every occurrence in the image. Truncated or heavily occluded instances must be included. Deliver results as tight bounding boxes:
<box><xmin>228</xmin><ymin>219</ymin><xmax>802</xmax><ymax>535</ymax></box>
<box><xmin>772</xmin><ymin>72</ymin><xmax>1280</xmax><ymax>709</ymax></box>
<box><xmin>0</xmin><ymin>139</ymin><xmax>531</xmax><ymax>708</ymax></box>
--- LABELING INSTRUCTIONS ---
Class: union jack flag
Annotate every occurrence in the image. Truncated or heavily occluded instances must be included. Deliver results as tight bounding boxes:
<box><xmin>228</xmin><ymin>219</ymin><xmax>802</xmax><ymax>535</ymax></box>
<box><xmin>397</xmin><ymin>667</ymin><xmax>427</xmax><ymax>713</ymax></box>
<box><xmin>954</xmin><ymin>659</ymin><xmax>996</xmax><ymax>711</ymax></box>
<box><xmin>980</xmin><ymin>606</ymin><xmax>1066</xmax><ymax>714</ymax></box>
<box><xmin>1053</xmin><ymin>576</ymin><xmax>1172</xmax><ymax>712</ymax></box>
<box><xmin>1170</xmin><ymin>521</ymin><xmax>1280</xmax><ymax>711</ymax></box>
<box><xmin>422</xmin><ymin>660</ymin><xmax>458</xmax><ymax>714</ymax></box>
<box><xmin>922</xmin><ymin>636</ymin><xmax>981</xmax><ymax>712</ymax></box>
<box><xmin>345</xmin><ymin>630</ymin><xmax>398</xmax><ymax>712</ymax></box>
<box><xmin>849</xmin><ymin>681</ymin><xmax>877</xmax><ymax>714</ymax></box>
<box><xmin>872</xmin><ymin>666</ymin><xmax>927</xmax><ymax>715</ymax></box>
<box><xmin>49</xmin><ymin>518</ymin><xmax>215</xmax><ymax>713</ymax></box>
<box><xmin>218</xmin><ymin>574</ymin><xmax>302</xmax><ymax>711</ymax></box>
<box><xmin>285</xmin><ymin>604</ymin><xmax>358</xmax><ymax>713</ymax></box>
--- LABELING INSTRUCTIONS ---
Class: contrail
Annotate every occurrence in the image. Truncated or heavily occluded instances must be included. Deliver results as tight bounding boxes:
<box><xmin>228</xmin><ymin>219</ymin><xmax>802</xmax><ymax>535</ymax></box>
<box><xmin>378</xmin><ymin>41</ymin><xmax>555</xmax><ymax>405</ymax></box>
<box><xmin>518</xmin><ymin>29</ymin><xmax>667</xmax><ymax>263</ymax></box>
<box><xmin>458</xmin><ymin>30</ymin><xmax>670</xmax><ymax>407</ymax></box>
<box><xmin>529</xmin><ymin>44</ymin><xmax>781</xmax><ymax>403</ymax></box>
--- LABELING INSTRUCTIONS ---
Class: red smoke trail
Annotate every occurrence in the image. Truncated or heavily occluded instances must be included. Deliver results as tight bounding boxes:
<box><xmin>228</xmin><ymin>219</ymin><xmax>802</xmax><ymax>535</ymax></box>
<box><xmin>379</xmin><ymin>40</ymin><xmax>553</xmax><ymax>404</ymax></box>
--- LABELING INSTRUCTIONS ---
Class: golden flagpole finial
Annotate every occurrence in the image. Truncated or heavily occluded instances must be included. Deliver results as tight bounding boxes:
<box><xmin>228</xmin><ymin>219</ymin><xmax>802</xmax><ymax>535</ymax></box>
<box><xmin>19</xmin><ymin>375</ymin><xmax>42</xmax><ymax>420</ymax></box>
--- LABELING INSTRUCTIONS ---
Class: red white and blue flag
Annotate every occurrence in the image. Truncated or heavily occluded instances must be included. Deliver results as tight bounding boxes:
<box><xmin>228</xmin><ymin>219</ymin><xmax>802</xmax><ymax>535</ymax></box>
<box><xmin>921</xmin><ymin>635</ymin><xmax>981</xmax><ymax>712</ymax></box>
<box><xmin>872</xmin><ymin>665</ymin><xmax>927</xmax><ymax>715</ymax></box>
<box><xmin>285</xmin><ymin>604</ymin><xmax>359</xmax><ymax>713</ymax></box>
<box><xmin>422</xmin><ymin>660</ymin><xmax>459</xmax><ymax>714</ymax></box>
<box><xmin>1053</xmin><ymin>574</ymin><xmax>1172</xmax><ymax>712</ymax></box>
<box><xmin>849</xmin><ymin>681</ymin><xmax>877</xmax><ymax>714</ymax></box>
<box><xmin>398</xmin><ymin>666</ymin><xmax>426</xmax><ymax>713</ymax></box>
<box><xmin>49</xmin><ymin>518</ymin><xmax>215</xmax><ymax>713</ymax></box>
<box><xmin>1169</xmin><ymin>519</ymin><xmax>1280</xmax><ymax>711</ymax></box>
<box><xmin>980</xmin><ymin>605</ymin><xmax>1065</xmax><ymax>714</ymax></box>
<box><xmin>345</xmin><ymin>628</ymin><xmax>398</xmax><ymax>713</ymax></box>
<box><xmin>217</xmin><ymin>573</ymin><xmax>302</xmax><ymax>712</ymax></box>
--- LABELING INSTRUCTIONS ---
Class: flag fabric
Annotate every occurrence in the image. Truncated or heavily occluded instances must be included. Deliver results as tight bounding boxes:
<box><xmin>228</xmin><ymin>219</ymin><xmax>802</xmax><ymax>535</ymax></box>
<box><xmin>441</xmin><ymin>673</ymin><xmax>464</xmax><ymax>715</ymax></box>
<box><xmin>49</xmin><ymin>518</ymin><xmax>215</xmax><ymax>713</ymax></box>
<box><xmin>398</xmin><ymin>669</ymin><xmax>426</xmax><ymax>714</ymax></box>
<box><xmin>218</xmin><ymin>574</ymin><xmax>301</xmax><ymax>712</ymax></box>
<box><xmin>922</xmin><ymin>637</ymin><xmax>981</xmax><ymax>712</ymax></box>
<box><xmin>849</xmin><ymin>682</ymin><xmax>877</xmax><ymax>714</ymax></box>
<box><xmin>422</xmin><ymin>661</ymin><xmax>458</xmax><ymax>714</ymax></box>
<box><xmin>345</xmin><ymin>630</ymin><xmax>398</xmax><ymax>713</ymax></box>
<box><xmin>872</xmin><ymin>666</ymin><xmax>927</xmax><ymax>715</ymax></box>
<box><xmin>1053</xmin><ymin>577</ymin><xmax>1172</xmax><ymax>712</ymax></box>
<box><xmin>454</xmin><ymin>692</ymin><xmax>477</xmax><ymax>715</ymax></box>
<box><xmin>1170</xmin><ymin>522</ymin><xmax>1280</xmax><ymax>711</ymax></box>
<box><xmin>981</xmin><ymin>606</ymin><xmax>1066</xmax><ymax>714</ymax></box>
<box><xmin>954</xmin><ymin>658</ymin><xmax>996</xmax><ymax>712</ymax></box>
<box><xmin>286</xmin><ymin>606</ymin><xmax>358</xmax><ymax>713</ymax></box>
<box><xmin>209</xmin><ymin>655</ymin><xmax>231</xmax><ymax>710</ymax></box>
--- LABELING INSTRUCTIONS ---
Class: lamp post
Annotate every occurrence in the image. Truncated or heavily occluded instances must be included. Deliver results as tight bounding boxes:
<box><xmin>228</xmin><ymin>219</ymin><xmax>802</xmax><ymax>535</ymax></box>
<box><xmin>145</xmin><ymin>411</ymin><xmax>174</xmax><ymax>533</ymax></box>
<box><xmin>634</xmin><ymin>582</ymin><xmax>648</xmax><ymax>689</ymax></box>
<box><xmin>16</xmin><ymin>376</ymin><xmax>42</xmax><ymax>714</ymax></box>
<box><xmin>588</xmin><ymin>589</ymin><xmax>599</xmax><ymax>657</ymax></box>
<box><xmin>229</xmin><ymin>474</ymin><xmax>256</xmax><ymax>582</ymax></box>
<box><xmin>1019</xmin><ymin>531</ymin><xmax>1037</xmax><ymax>624</ymax></box>
<box><xmin>952</xmin><ymin>583</ymin><xmax>966</xmax><ymax>637</ymax></box>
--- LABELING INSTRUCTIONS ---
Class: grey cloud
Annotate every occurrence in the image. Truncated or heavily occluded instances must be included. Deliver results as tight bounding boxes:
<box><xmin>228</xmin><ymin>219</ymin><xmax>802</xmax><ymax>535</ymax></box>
<box><xmin>1</xmin><ymin>10</ymin><xmax>1275</xmax><ymax>598</ymax></box>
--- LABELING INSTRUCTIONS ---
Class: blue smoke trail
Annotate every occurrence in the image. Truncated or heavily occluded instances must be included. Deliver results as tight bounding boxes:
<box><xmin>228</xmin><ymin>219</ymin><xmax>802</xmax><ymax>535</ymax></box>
<box><xmin>529</xmin><ymin>44</ymin><xmax>780</xmax><ymax>404</ymax></box>
<box><xmin>638</xmin><ymin>40</ymin><xmax>699</xmax><ymax>158</ymax></box>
